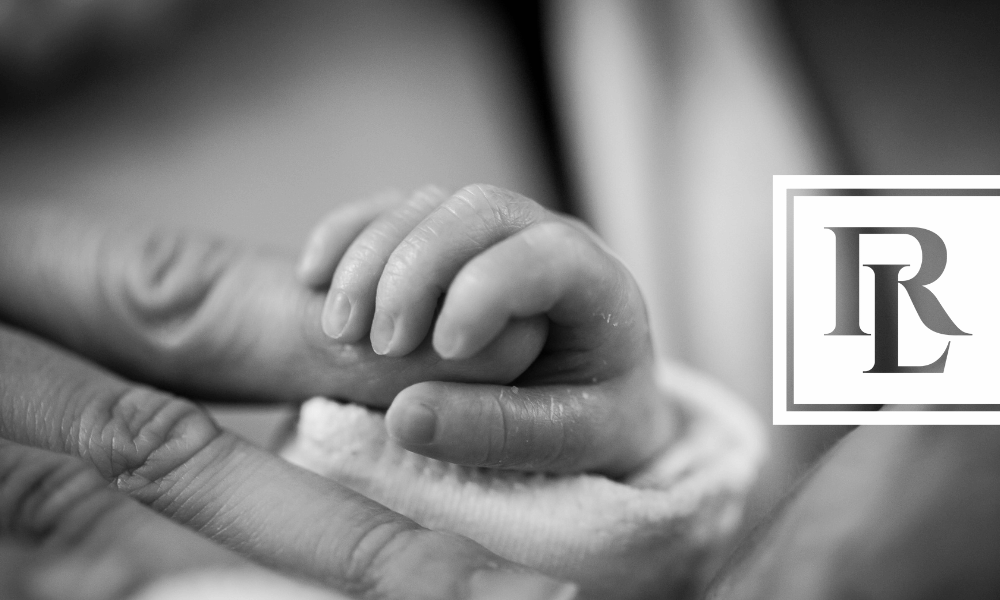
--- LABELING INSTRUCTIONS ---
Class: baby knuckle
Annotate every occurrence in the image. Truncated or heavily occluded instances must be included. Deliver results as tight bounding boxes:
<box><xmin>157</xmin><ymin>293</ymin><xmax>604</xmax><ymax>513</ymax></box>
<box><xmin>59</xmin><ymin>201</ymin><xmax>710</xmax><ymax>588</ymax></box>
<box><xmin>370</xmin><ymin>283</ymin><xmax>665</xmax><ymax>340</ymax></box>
<box><xmin>337</xmin><ymin>212</ymin><xmax>421</xmax><ymax>284</ymax></box>
<box><xmin>453</xmin><ymin>184</ymin><xmax>545</xmax><ymax>232</ymax></box>
<box><xmin>380</xmin><ymin>242</ymin><xmax>420</xmax><ymax>284</ymax></box>
<box><xmin>339</xmin><ymin>233</ymin><xmax>390</xmax><ymax>279</ymax></box>
<box><xmin>378</xmin><ymin>231</ymin><xmax>437</xmax><ymax>294</ymax></box>
<box><xmin>452</xmin><ymin>183</ymin><xmax>495</xmax><ymax>212</ymax></box>
<box><xmin>447</xmin><ymin>184</ymin><xmax>504</xmax><ymax>231</ymax></box>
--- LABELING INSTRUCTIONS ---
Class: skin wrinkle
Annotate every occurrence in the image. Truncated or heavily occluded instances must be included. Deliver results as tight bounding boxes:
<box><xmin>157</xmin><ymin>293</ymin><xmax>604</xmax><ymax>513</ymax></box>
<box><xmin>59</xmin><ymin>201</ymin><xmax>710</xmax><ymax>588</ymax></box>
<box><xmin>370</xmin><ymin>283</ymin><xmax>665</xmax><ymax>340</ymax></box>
<box><xmin>167</xmin><ymin>446</ymin><xmax>248</xmax><ymax>547</ymax></box>
<box><xmin>344</xmin><ymin>227</ymin><xmax>395</xmax><ymax>273</ymax></box>
<box><xmin>457</xmin><ymin>226</ymin><xmax>490</xmax><ymax>257</ymax></box>
<box><xmin>88</xmin><ymin>386</ymin><xmax>156</xmax><ymax>481</ymax></box>
<box><xmin>305</xmin><ymin>190</ymin><xmax>406</xmax><ymax>286</ymax></box>
<box><xmin>333</xmin><ymin>189</ymin><xmax>444</xmax><ymax>297</ymax></box>
<box><xmin>59</xmin><ymin>397</ymin><xmax>82</xmax><ymax>471</ymax></box>
<box><xmin>545</xmin><ymin>392</ymin><xmax>569</xmax><ymax>470</ymax></box>
<box><xmin>380</xmin><ymin>235</ymin><xmax>434</xmax><ymax>294</ymax></box>
<box><xmin>4</xmin><ymin>345</ymin><xmax>66</xmax><ymax>453</ymax></box>
<box><xmin>184</xmin><ymin>257</ymin><xmax>258</xmax><ymax>374</ymax></box>
<box><xmin>140</xmin><ymin>229</ymin><xmax>184</xmax><ymax>290</ymax></box>
<box><xmin>90</xmin><ymin>229</ymin><xmax>244</xmax><ymax>391</ymax></box>
<box><xmin>126</xmin><ymin>433</ymin><xmax>242</xmax><ymax>542</ymax></box>
<box><xmin>153</xmin><ymin>478</ymin><xmax>215</xmax><ymax>539</ymax></box>
<box><xmin>453</xmin><ymin>186</ymin><xmax>510</xmax><ymax>240</ymax></box>
<box><xmin>372</xmin><ymin>190</ymin><xmax>556</xmax><ymax>358</ymax></box>
<box><xmin>137</xmin><ymin>233</ymin><xmax>234</xmax><ymax>328</ymax></box>
<box><xmin>102</xmin><ymin>387</ymin><xmax>155</xmax><ymax>484</ymax></box>
<box><xmin>75</xmin><ymin>388</ymin><xmax>117</xmax><ymax>479</ymax></box>
<box><xmin>469</xmin><ymin>184</ymin><xmax>545</xmax><ymax>231</ymax></box>
<box><xmin>101</xmin><ymin>389</ymin><xmax>224</xmax><ymax>507</ymax></box>
<box><xmin>340</xmin><ymin>518</ymin><xmax>417</xmax><ymax>597</ymax></box>
<box><xmin>191</xmin><ymin>473</ymin><xmax>245</xmax><ymax>542</ymax></box>
<box><xmin>488</xmin><ymin>388</ymin><xmax>511</xmax><ymax>468</ymax></box>
<box><xmin>562</xmin><ymin>390</ymin><xmax>597</xmax><ymax>472</ymax></box>
<box><xmin>365</xmin><ymin>529</ymin><xmax>469</xmax><ymax>600</ymax></box>
<box><xmin>453</xmin><ymin>185</ymin><xmax>489</xmax><ymax>221</ymax></box>
<box><xmin>329</xmin><ymin>191</ymin><xmax>451</xmax><ymax>348</ymax></box>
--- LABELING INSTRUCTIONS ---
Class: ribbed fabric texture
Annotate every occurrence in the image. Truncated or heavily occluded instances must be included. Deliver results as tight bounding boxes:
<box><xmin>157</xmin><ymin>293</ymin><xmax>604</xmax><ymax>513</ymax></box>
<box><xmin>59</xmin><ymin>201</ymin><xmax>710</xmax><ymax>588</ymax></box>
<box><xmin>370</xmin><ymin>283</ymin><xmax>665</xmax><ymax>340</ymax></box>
<box><xmin>281</xmin><ymin>361</ymin><xmax>764</xmax><ymax>600</ymax></box>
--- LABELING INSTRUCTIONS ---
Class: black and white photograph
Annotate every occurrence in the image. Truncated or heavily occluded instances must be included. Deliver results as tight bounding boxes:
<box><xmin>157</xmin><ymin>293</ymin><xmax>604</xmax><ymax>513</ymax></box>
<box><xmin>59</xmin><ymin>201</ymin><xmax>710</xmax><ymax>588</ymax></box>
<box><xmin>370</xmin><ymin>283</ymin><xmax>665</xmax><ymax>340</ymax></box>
<box><xmin>0</xmin><ymin>1</ymin><xmax>997</xmax><ymax>599</ymax></box>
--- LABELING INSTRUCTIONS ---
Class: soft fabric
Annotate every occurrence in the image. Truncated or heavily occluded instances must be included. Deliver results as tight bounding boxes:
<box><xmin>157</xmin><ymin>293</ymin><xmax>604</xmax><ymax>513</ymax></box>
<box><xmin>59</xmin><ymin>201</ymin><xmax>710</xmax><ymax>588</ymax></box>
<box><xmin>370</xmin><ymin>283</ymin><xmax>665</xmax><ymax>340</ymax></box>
<box><xmin>280</xmin><ymin>361</ymin><xmax>765</xmax><ymax>600</ymax></box>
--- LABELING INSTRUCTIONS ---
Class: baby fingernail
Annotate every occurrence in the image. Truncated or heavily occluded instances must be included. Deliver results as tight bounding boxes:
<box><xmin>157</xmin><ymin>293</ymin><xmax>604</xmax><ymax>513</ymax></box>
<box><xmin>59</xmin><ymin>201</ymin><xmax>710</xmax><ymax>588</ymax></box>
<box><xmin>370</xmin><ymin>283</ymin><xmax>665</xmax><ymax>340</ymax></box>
<box><xmin>389</xmin><ymin>402</ymin><xmax>437</xmax><ymax>445</ymax></box>
<box><xmin>434</xmin><ymin>328</ymin><xmax>464</xmax><ymax>359</ymax></box>
<box><xmin>322</xmin><ymin>292</ymin><xmax>352</xmax><ymax>338</ymax></box>
<box><xmin>370</xmin><ymin>311</ymin><xmax>395</xmax><ymax>355</ymax></box>
<box><xmin>468</xmin><ymin>570</ymin><xmax>577</xmax><ymax>600</ymax></box>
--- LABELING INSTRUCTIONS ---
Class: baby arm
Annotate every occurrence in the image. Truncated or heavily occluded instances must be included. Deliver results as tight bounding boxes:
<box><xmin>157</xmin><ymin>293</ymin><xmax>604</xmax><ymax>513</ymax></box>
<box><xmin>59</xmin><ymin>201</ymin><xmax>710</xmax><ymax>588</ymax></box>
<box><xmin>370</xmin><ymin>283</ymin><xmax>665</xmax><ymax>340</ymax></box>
<box><xmin>298</xmin><ymin>184</ymin><xmax>677</xmax><ymax>477</ymax></box>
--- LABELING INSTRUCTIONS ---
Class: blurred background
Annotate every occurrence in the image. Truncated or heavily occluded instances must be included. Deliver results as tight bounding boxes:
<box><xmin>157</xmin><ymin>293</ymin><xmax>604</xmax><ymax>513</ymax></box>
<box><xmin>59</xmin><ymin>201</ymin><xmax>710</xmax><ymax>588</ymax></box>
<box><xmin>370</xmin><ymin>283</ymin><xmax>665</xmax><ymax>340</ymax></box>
<box><xmin>2</xmin><ymin>0</ymin><xmax>998</xmax><ymax>526</ymax></box>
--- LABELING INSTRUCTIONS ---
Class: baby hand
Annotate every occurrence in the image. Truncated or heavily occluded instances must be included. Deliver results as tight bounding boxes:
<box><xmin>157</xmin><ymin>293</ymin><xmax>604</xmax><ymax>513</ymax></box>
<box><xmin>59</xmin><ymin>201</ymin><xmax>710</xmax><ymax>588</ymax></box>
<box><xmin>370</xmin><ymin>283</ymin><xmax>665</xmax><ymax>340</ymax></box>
<box><xmin>298</xmin><ymin>185</ymin><xmax>677</xmax><ymax>477</ymax></box>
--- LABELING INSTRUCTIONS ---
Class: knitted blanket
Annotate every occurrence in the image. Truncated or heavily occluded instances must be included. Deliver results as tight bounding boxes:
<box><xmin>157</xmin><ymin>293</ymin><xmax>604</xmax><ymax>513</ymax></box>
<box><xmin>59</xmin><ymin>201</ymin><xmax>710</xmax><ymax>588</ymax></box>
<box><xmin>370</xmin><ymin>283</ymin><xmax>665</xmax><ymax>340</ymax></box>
<box><xmin>281</xmin><ymin>362</ymin><xmax>765</xmax><ymax>600</ymax></box>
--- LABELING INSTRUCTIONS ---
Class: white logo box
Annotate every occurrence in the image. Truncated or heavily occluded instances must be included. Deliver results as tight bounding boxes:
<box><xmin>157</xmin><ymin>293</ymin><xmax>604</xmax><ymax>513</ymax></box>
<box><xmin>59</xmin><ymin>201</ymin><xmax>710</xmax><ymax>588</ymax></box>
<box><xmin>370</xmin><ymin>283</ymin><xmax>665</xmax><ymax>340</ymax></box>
<box><xmin>774</xmin><ymin>175</ymin><xmax>1000</xmax><ymax>425</ymax></box>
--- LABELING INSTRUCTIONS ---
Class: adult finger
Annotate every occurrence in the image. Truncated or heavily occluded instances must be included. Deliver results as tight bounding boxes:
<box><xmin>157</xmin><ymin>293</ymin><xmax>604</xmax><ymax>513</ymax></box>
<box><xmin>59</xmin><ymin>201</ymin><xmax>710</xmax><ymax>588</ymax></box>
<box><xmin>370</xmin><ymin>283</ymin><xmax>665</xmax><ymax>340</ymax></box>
<box><xmin>0</xmin><ymin>203</ymin><xmax>545</xmax><ymax>406</ymax></box>
<box><xmin>0</xmin><ymin>324</ymin><xmax>576</xmax><ymax>600</ymax></box>
<box><xmin>370</xmin><ymin>184</ymin><xmax>552</xmax><ymax>357</ymax></box>
<box><xmin>0</xmin><ymin>440</ymin><xmax>274</xmax><ymax>600</ymax></box>
<box><xmin>0</xmin><ymin>441</ymin><xmax>355</xmax><ymax>600</ymax></box>
<box><xmin>324</xmin><ymin>186</ymin><xmax>447</xmax><ymax>342</ymax></box>
<box><xmin>384</xmin><ymin>366</ymin><xmax>677</xmax><ymax>477</ymax></box>
<box><xmin>298</xmin><ymin>189</ymin><xmax>406</xmax><ymax>288</ymax></box>
<box><xmin>433</xmin><ymin>220</ymin><xmax>641</xmax><ymax>365</ymax></box>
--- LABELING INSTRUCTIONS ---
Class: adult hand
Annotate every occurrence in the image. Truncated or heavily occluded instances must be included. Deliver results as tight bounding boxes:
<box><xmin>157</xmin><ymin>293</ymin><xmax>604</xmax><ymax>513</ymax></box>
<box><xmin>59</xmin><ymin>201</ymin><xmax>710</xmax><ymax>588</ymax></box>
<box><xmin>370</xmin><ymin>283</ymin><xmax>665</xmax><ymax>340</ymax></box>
<box><xmin>0</xmin><ymin>324</ymin><xmax>576</xmax><ymax>600</ymax></box>
<box><xmin>298</xmin><ymin>185</ymin><xmax>677</xmax><ymax>477</ymax></box>
<box><xmin>708</xmin><ymin>418</ymin><xmax>1000</xmax><ymax>600</ymax></box>
<box><xmin>0</xmin><ymin>202</ymin><xmax>545</xmax><ymax>407</ymax></box>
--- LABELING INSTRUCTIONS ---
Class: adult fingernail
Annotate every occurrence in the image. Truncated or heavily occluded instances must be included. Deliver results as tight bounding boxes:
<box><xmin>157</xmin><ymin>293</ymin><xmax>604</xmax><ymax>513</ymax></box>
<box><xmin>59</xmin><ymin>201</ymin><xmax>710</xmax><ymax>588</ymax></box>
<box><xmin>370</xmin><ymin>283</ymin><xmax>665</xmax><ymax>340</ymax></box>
<box><xmin>370</xmin><ymin>310</ymin><xmax>395</xmax><ymax>355</ymax></box>
<box><xmin>322</xmin><ymin>291</ymin><xmax>351</xmax><ymax>338</ymax></box>
<box><xmin>388</xmin><ymin>402</ymin><xmax>437</xmax><ymax>445</ymax></box>
<box><xmin>468</xmin><ymin>570</ymin><xmax>578</xmax><ymax>600</ymax></box>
